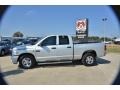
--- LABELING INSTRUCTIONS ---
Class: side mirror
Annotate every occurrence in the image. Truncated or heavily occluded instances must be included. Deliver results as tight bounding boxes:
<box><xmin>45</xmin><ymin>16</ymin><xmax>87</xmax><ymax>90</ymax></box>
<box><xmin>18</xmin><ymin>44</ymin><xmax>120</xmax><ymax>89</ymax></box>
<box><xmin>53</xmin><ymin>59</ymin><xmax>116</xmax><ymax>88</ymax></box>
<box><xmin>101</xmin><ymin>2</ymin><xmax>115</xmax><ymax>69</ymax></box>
<box><xmin>38</xmin><ymin>43</ymin><xmax>42</xmax><ymax>47</ymax></box>
<box><xmin>38</xmin><ymin>43</ymin><xmax>47</xmax><ymax>47</ymax></box>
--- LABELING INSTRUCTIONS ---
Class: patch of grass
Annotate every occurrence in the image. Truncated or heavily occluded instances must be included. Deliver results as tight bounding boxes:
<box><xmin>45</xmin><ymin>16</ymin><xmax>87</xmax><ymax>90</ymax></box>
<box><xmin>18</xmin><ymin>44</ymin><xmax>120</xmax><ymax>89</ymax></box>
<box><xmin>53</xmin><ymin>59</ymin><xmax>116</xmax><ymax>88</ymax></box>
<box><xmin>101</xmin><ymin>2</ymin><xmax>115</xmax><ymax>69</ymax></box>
<box><xmin>107</xmin><ymin>44</ymin><xmax>120</xmax><ymax>53</ymax></box>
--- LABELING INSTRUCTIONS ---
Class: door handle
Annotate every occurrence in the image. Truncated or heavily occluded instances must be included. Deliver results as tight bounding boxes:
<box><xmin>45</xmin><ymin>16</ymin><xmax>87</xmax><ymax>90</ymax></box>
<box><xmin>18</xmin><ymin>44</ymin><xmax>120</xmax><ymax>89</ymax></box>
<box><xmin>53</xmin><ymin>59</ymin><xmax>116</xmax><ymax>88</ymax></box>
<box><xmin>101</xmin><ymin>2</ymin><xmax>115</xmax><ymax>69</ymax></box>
<box><xmin>67</xmin><ymin>46</ymin><xmax>71</xmax><ymax>48</ymax></box>
<box><xmin>51</xmin><ymin>47</ymin><xmax>56</xmax><ymax>49</ymax></box>
<box><xmin>35</xmin><ymin>50</ymin><xmax>40</xmax><ymax>52</ymax></box>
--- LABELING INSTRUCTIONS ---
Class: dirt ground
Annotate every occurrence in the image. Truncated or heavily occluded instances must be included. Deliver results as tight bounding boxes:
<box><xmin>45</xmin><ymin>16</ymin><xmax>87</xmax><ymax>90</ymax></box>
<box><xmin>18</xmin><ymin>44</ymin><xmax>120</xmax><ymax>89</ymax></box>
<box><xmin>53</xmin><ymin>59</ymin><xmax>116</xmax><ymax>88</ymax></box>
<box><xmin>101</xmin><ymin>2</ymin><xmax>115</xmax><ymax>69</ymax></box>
<box><xmin>0</xmin><ymin>53</ymin><xmax>120</xmax><ymax>85</ymax></box>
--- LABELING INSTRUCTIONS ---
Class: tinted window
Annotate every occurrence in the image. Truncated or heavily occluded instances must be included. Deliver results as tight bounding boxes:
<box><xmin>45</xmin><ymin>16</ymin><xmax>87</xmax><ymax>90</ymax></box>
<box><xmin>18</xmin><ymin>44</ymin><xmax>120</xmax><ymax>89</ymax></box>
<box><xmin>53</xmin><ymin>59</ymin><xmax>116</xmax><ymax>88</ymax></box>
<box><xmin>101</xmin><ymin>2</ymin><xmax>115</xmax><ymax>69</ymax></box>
<box><xmin>59</xmin><ymin>36</ymin><xmax>69</xmax><ymax>45</ymax></box>
<box><xmin>41</xmin><ymin>36</ymin><xmax>56</xmax><ymax>46</ymax></box>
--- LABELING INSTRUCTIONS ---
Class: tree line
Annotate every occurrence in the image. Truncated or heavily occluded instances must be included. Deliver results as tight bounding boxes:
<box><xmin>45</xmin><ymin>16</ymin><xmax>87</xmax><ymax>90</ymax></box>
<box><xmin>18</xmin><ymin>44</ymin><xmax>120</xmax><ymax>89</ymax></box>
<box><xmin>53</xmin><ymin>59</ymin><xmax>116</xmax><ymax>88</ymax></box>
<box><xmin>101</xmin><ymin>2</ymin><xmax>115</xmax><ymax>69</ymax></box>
<box><xmin>13</xmin><ymin>31</ymin><xmax>116</xmax><ymax>42</ymax></box>
<box><xmin>72</xmin><ymin>36</ymin><xmax>114</xmax><ymax>42</ymax></box>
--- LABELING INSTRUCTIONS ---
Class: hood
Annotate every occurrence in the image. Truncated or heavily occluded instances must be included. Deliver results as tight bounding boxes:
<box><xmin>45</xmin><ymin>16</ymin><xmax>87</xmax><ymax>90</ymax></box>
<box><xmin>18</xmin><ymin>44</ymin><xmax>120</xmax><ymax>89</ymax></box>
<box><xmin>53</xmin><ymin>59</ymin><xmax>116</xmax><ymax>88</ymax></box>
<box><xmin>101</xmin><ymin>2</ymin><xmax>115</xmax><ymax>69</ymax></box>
<box><xmin>13</xmin><ymin>45</ymin><xmax>35</xmax><ymax>51</ymax></box>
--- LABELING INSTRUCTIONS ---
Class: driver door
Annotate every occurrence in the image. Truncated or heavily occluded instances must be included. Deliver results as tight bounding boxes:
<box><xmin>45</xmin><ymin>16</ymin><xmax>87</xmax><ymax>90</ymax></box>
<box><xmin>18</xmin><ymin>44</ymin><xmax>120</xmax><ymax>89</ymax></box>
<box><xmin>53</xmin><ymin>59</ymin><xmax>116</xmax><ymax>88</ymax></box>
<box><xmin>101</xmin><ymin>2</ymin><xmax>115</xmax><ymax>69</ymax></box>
<box><xmin>35</xmin><ymin>36</ymin><xmax>58</xmax><ymax>62</ymax></box>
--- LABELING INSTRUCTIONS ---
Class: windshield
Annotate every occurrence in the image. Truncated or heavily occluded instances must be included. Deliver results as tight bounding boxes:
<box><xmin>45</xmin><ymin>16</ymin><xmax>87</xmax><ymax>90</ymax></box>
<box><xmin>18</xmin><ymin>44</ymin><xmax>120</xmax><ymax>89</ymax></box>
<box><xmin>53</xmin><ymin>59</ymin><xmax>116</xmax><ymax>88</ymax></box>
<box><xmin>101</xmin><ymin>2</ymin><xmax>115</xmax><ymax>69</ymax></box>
<box><xmin>32</xmin><ymin>36</ymin><xmax>45</xmax><ymax>45</ymax></box>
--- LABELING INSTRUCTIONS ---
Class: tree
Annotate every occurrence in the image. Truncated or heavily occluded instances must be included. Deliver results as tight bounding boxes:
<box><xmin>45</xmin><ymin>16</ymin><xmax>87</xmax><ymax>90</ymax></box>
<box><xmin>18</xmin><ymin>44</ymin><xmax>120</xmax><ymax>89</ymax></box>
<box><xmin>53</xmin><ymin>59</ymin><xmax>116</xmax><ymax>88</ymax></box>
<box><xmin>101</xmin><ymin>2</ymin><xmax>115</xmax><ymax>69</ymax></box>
<box><xmin>13</xmin><ymin>31</ymin><xmax>24</xmax><ymax>37</ymax></box>
<box><xmin>88</xmin><ymin>36</ymin><xmax>100</xmax><ymax>41</ymax></box>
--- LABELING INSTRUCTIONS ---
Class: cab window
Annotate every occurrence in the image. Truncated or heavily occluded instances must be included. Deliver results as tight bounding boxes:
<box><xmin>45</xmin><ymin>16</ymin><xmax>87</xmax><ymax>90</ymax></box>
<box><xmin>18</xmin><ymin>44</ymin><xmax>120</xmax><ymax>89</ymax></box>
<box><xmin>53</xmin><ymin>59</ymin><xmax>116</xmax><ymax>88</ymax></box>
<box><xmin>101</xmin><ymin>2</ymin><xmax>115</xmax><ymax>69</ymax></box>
<box><xmin>41</xmin><ymin>36</ymin><xmax>56</xmax><ymax>46</ymax></box>
<box><xmin>59</xmin><ymin>36</ymin><xmax>69</xmax><ymax>45</ymax></box>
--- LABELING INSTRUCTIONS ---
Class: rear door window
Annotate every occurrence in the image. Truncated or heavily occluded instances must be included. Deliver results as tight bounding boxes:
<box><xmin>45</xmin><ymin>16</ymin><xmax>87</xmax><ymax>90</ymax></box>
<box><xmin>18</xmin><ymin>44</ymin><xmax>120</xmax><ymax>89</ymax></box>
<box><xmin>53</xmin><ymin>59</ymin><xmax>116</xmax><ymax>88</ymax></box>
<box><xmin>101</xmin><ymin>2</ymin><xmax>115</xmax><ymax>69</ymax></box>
<box><xmin>59</xmin><ymin>36</ymin><xmax>69</xmax><ymax>45</ymax></box>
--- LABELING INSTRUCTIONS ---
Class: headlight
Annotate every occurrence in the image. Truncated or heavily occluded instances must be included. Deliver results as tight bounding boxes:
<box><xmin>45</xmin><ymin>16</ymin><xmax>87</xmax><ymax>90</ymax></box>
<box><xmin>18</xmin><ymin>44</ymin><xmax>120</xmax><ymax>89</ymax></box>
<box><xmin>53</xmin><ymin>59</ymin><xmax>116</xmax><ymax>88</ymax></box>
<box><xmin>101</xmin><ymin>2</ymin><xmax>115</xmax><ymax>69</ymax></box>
<box><xmin>12</xmin><ymin>47</ymin><xmax>26</xmax><ymax>55</ymax></box>
<box><xmin>12</xmin><ymin>48</ymin><xmax>19</xmax><ymax>55</ymax></box>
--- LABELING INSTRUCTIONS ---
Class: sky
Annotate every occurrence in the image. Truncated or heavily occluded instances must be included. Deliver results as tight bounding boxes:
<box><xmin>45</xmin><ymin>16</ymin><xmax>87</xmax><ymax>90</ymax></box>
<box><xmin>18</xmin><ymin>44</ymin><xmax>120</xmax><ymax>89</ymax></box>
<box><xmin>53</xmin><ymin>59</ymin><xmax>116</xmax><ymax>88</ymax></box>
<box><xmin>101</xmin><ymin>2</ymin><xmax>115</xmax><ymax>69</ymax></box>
<box><xmin>0</xmin><ymin>5</ymin><xmax>120</xmax><ymax>38</ymax></box>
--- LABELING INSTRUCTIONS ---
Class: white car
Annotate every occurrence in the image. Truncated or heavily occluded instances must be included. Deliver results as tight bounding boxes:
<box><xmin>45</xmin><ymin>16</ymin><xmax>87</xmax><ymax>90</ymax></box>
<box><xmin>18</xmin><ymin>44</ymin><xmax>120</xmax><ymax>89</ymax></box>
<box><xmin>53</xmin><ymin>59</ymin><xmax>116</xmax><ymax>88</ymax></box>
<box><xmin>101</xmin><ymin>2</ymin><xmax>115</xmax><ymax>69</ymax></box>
<box><xmin>11</xmin><ymin>35</ymin><xmax>106</xmax><ymax>69</ymax></box>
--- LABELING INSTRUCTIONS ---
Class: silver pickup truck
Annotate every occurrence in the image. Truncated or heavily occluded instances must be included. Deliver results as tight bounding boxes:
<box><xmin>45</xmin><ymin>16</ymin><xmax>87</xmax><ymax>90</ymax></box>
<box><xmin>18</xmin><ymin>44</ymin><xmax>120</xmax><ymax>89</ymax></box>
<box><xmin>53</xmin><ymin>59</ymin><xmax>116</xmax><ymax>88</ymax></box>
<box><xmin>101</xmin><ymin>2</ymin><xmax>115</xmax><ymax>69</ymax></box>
<box><xmin>11</xmin><ymin>35</ymin><xmax>106</xmax><ymax>69</ymax></box>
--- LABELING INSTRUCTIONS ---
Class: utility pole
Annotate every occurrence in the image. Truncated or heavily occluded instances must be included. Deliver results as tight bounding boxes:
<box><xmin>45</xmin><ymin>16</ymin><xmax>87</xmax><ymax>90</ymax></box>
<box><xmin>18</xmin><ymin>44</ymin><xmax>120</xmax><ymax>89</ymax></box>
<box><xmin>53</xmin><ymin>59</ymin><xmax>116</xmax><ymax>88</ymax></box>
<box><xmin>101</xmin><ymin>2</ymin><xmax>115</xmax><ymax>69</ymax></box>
<box><xmin>102</xmin><ymin>18</ymin><xmax>107</xmax><ymax>43</ymax></box>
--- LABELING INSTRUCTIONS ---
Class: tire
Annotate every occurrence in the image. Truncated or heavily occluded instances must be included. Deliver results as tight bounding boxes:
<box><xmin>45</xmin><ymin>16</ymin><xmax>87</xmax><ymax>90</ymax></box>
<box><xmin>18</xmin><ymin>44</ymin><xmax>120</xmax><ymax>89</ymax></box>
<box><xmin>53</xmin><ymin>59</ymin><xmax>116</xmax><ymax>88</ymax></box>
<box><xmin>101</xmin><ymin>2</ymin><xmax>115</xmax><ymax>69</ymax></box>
<box><xmin>19</xmin><ymin>55</ymin><xmax>36</xmax><ymax>69</ymax></box>
<box><xmin>82</xmin><ymin>53</ymin><xmax>96</xmax><ymax>66</ymax></box>
<box><xmin>0</xmin><ymin>50</ymin><xmax>5</xmax><ymax>56</ymax></box>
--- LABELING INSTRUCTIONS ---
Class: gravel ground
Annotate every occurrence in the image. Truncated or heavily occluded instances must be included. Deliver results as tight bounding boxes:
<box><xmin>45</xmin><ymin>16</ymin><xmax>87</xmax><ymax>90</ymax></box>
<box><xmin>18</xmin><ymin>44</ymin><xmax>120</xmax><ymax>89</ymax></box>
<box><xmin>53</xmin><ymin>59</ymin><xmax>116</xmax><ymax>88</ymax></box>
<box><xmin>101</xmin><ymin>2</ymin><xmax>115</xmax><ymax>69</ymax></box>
<box><xmin>0</xmin><ymin>53</ymin><xmax>120</xmax><ymax>85</ymax></box>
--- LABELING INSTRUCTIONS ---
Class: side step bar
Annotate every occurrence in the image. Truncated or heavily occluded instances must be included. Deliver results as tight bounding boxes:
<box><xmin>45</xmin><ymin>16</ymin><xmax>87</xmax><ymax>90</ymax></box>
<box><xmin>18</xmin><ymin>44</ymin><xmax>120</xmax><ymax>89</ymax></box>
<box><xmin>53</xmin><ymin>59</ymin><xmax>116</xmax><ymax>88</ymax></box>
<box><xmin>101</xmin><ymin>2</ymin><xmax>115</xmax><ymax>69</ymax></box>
<box><xmin>37</xmin><ymin>60</ymin><xmax>73</xmax><ymax>65</ymax></box>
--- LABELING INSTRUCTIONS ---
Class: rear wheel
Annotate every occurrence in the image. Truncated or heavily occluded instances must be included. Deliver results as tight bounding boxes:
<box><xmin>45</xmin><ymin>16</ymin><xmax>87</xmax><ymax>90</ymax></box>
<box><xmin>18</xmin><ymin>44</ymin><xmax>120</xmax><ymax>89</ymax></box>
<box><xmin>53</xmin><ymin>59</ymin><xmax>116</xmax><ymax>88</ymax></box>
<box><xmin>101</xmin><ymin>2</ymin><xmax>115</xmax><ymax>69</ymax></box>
<box><xmin>19</xmin><ymin>55</ymin><xmax>36</xmax><ymax>69</ymax></box>
<box><xmin>82</xmin><ymin>53</ymin><xmax>96</xmax><ymax>66</ymax></box>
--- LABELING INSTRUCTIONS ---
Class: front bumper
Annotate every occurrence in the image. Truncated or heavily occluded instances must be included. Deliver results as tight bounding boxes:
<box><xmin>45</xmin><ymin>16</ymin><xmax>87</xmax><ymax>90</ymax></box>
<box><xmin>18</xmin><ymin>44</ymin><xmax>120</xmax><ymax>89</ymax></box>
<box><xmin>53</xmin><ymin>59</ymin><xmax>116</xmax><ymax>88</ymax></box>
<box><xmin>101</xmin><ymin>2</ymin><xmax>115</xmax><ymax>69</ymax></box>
<box><xmin>11</xmin><ymin>55</ymin><xmax>19</xmax><ymax>64</ymax></box>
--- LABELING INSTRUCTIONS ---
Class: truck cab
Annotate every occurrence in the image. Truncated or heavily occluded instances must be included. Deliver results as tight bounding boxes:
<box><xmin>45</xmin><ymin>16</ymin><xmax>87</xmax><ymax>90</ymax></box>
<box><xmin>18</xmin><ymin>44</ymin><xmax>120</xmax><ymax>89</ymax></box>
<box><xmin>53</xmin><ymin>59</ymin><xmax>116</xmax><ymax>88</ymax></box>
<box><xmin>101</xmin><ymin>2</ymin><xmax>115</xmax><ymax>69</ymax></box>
<box><xmin>35</xmin><ymin>35</ymin><xmax>73</xmax><ymax>61</ymax></box>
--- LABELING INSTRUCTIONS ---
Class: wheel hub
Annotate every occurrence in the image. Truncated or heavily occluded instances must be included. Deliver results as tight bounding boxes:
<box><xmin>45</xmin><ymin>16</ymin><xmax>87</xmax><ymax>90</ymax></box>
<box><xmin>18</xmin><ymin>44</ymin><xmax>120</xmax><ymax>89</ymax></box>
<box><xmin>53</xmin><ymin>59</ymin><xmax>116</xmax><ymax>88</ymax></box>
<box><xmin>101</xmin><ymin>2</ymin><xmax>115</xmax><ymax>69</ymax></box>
<box><xmin>86</xmin><ymin>56</ymin><xmax>94</xmax><ymax>64</ymax></box>
<box><xmin>22</xmin><ymin>58</ymin><xmax>32</xmax><ymax>67</ymax></box>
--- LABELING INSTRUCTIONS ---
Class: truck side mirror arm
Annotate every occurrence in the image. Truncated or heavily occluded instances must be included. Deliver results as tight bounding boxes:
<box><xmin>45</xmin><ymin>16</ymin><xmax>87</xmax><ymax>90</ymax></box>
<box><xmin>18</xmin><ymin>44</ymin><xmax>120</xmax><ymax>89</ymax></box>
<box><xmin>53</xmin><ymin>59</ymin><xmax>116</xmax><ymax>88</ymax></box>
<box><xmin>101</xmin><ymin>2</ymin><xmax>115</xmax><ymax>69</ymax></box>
<box><xmin>38</xmin><ymin>43</ymin><xmax>42</xmax><ymax>47</ymax></box>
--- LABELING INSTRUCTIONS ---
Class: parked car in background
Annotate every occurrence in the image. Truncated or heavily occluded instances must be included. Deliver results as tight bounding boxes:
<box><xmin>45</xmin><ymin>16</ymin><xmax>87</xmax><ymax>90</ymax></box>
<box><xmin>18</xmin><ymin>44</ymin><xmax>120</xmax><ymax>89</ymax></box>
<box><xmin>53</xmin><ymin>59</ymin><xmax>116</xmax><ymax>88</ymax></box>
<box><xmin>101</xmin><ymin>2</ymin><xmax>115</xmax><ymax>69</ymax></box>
<box><xmin>0</xmin><ymin>41</ymin><xmax>11</xmax><ymax>56</ymax></box>
<box><xmin>10</xmin><ymin>41</ymin><xmax>24</xmax><ymax>53</ymax></box>
<box><xmin>25</xmin><ymin>38</ymin><xmax>40</xmax><ymax>45</ymax></box>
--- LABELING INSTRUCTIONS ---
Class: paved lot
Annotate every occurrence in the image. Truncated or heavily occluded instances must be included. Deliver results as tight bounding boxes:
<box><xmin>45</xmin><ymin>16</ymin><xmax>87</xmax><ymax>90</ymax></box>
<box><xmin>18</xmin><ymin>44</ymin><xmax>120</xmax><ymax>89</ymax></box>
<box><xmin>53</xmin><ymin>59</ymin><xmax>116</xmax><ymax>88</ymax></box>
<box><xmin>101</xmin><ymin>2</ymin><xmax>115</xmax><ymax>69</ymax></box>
<box><xmin>0</xmin><ymin>53</ymin><xmax>120</xmax><ymax>85</ymax></box>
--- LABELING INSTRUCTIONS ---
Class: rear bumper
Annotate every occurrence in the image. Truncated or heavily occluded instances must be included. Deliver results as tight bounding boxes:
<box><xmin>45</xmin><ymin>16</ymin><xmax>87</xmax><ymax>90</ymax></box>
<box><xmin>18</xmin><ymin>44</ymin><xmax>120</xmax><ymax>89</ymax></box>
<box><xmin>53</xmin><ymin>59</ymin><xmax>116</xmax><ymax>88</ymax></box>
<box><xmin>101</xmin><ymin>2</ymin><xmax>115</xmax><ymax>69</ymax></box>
<box><xmin>11</xmin><ymin>55</ymin><xmax>19</xmax><ymax>64</ymax></box>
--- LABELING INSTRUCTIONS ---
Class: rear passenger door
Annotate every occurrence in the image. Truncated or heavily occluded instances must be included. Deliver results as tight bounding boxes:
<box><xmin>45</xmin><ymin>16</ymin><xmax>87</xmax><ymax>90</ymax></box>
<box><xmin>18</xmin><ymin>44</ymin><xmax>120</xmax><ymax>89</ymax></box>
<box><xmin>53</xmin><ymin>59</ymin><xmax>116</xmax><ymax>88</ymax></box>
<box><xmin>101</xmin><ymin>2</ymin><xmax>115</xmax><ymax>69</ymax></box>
<box><xmin>55</xmin><ymin>35</ymin><xmax>73</xmax><ymax>60</ymax></box>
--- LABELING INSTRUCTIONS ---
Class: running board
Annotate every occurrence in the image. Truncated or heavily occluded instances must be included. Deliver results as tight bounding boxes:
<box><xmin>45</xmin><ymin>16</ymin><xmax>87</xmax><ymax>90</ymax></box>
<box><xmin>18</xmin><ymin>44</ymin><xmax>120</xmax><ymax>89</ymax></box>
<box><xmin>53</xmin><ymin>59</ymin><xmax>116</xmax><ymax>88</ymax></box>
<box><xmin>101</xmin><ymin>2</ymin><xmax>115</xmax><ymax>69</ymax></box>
<box><xmin>37</xmin><ymin>60</ymin><xmax>73</xmax><ymax>65</ymax></box>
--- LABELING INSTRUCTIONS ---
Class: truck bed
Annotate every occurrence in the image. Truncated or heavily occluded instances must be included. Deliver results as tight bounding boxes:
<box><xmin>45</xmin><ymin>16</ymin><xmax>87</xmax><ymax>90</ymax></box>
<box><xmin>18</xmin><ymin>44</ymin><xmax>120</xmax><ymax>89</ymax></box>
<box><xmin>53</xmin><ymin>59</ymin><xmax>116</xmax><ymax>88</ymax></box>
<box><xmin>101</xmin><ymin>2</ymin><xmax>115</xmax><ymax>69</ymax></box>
<box><xmin>73</xmin><ymin>41</ymin><xmax>100</xmax><ymax>44</ymax></box>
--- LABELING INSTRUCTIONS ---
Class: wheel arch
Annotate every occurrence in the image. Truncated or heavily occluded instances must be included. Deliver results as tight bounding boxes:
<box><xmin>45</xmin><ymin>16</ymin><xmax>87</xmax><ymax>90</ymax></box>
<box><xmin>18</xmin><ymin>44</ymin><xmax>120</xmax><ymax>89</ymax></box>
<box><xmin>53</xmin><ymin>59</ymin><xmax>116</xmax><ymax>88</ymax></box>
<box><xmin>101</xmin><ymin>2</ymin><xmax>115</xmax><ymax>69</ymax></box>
<box><xmin>0</xmin><ymin>48</ymin><xmax>6</xmax><ymax>55</ymax></box>
<box><xmin>1</xmin><ymin>49</ymin><xmax>5</xmax><ymax>52</ymax></box>
<box><xmin>82</xmin><ymin>50</ymin><xmax>97</xmax><ymax>58</ymax></box>
<box><xmin>17</xmin><ymin>53</ymin><xmax>36</xmax><ymax>62</ymax></box>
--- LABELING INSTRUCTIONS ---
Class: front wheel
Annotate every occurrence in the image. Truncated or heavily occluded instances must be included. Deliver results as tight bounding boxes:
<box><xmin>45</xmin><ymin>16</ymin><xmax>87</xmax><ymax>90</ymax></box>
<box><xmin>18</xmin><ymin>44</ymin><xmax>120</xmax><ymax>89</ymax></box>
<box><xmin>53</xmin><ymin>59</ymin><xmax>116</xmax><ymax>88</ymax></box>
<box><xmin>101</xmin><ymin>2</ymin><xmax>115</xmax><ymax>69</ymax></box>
<box><xmin>19</xmin><ymin>55</ymin><xmax>36</xmax><ymax>69</ymax></box>
<box><xmin>82</xmin><ymin>53</ymin><xmax>96</xmax><ymax>66</ymax></box>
